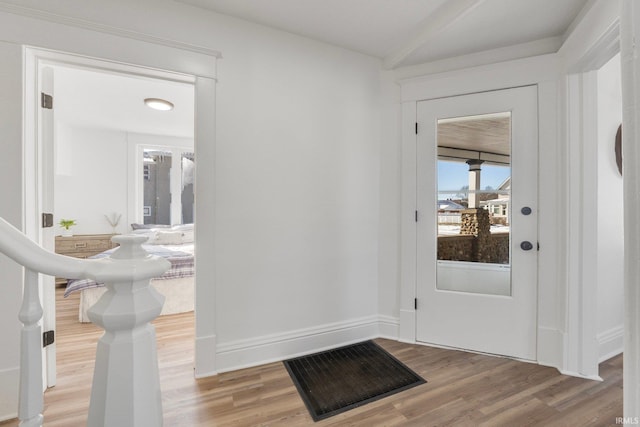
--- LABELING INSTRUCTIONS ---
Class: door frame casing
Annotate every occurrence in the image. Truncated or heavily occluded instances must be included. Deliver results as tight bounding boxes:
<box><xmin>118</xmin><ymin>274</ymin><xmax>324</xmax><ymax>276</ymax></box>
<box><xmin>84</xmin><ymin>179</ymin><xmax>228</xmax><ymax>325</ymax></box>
<box><xmin>21</xmin><ymin>34</ymin><xmax>218</xmax><ymax>381</ymax></box>
<box><xmin>415</xmin><ymin>86</ymin><xmax>539</xmax><ymax>361</ymax></box>
<box><xmin>559</xmin><ymin>2</ymin><xmax>621</xmax><ymax>380</ymax></box>
<box><xmin>398</xmin><ymin>55</ymin><xmax>561</xmax><ymax>368</ymax></box>
<box><xmin>398</xmin><ymin>0</ymin><xmax>623</xmax><ymax>378</ymax></box>
<box><xmin>24</xmin><ymin>48</ymin><xmax>198</xmax><ymax>382</ymax></box>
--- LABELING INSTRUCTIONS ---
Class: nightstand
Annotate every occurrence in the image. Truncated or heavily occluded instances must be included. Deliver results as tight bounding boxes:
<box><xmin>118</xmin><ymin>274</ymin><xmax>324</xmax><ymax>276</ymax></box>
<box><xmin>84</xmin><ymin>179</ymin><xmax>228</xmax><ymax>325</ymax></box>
<box><xmin>55</xmin><ymin>234</ymin><xmax>118</xmax><ymax>286</ymax></box>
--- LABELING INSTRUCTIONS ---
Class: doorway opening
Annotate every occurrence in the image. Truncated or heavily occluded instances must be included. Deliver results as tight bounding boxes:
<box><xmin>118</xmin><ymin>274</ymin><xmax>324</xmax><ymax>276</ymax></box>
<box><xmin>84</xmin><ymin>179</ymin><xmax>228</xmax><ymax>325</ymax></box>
<box><xmin>30</xmin><ymin>53</ymin><xmax>197</xmax><ymax>388</ymax></box>
<box><xmin>565</xmin><ymin>49</ymin><xmax>624</xmax><ymax>380</ymax></box>
<box><xmin>416</xmin><ymin>86</ymin><xmax>538</xmax><ymax>361</ymax></box>
<box><xmin>594</xmin><ymin>53</ymin><xmax>624</xmax><ymax>365</ymax></box>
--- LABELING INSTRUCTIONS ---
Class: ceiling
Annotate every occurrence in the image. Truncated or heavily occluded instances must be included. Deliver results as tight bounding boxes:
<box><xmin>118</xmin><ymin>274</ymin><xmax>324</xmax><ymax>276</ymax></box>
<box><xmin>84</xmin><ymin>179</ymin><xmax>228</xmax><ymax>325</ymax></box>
<box><xmin>49</xmin><ymin>1</ymin><xmax>590</xmax><ymax>136</ymax></box>
<box><xmin>53</xmin><ymin>65</ymin><xmax>195</xmax><ymax>138</ymax></box>
<box><xmin>438</xmin><ymin>114</ymin><xmax>511</xmax><ymax>157</ymax></box>
<box><xmin>176</xmin><ymin>0</ymin><xmax>590</xmax><ymax>68</ymax></box>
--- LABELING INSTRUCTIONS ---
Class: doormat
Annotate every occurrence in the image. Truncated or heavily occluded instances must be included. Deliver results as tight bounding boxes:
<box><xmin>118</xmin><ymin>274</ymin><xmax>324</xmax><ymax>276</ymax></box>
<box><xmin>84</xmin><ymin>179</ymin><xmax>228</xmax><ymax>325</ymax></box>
<box><xmin>283</xmin><ymin>340</ymin><xmax>426</xmax><ymax>421</ymax></box>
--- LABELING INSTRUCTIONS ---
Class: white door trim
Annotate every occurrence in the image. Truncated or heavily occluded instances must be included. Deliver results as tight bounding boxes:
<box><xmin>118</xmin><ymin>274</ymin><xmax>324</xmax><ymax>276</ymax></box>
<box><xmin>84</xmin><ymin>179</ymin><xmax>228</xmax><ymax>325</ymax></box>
<box><xmin>0</xmin><ymin>3</ymin><xmax>221</xmax><ymax>60</ymax></box>
<box><xmin>22</xmin><ymin>36</ymin><xmax>217</xmax><ymax>378</ymax></box>
<box><xmin>0</xmin><ymin>7</ymin><xmax>219</xmax><ymax>79</ymax></box>
<box><xmin>398</xmin><ymin>101</ymin><xmax>419</xmax><ymax>344</ymax></box>
<box><xmin>399</xmin><ymin>12</ymin><xmax>624</xmax><ymax>376</ymax></box>
<box><xmin>563</xmin><ymin>71</ymin><xmax>602</xmax><ymax>380</ymax></box>
<box><xmin>398</xmin><ymin>55</ymin><xmax>561</xmax><ymax>360</ymax></box>
<box><xmin>414</xmin><ymin>86</ymin><xmax>538</xmax><ymax>360</ymax></box>
<box><xmin>562</xmin><ymin>6</ymin><xmax>621</xmax><ymax>381</ymax></box>
<box><xmin>620</xmin><ymin>0</ymin><xmax>640</xmax><ymax>418</ymax></box>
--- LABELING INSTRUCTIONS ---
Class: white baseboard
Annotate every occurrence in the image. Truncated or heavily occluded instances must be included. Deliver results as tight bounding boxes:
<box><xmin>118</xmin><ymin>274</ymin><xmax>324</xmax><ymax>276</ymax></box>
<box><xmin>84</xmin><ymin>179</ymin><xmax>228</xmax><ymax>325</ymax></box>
<box><xmin>398</xmin><ymin>309</ymin><xmax>416</xmax><ymax>343</ymax></box>
<box><xmin>215</xmin><ymin>315</ymin><xmax>381</xmax><ymax>373</ymax></box>
<box><xmin>558</xmin><ymin>368</ymin><xmax>603</xmax><ymax>381</ymax></box>
<box><xmin>537</xmin><ymin>326</ymin><xmax>564</xmax><ymax>369</ymax></box>
<box><xmin>194</xmin><ymin>333</ymin><xmax>217</xmax><ymax>379</ymax></box>
<box><xmin>534</xmin><ymin>327</ymin><xmax>603</xmax><ymax>381</ymax></box>
<box><xmin>598</xmin><ymin>325</ymin><xmax>624</xmax><ymax>363</ymax></box>
<box><xmin>378</xmin><ymin>315</ymin><xmax>399</xmax><ymax>340</ymax></box>
<box><xmin>0</xmin><ymin>366</ymin><xmax>19</xmax><ymax>422</ymax></box>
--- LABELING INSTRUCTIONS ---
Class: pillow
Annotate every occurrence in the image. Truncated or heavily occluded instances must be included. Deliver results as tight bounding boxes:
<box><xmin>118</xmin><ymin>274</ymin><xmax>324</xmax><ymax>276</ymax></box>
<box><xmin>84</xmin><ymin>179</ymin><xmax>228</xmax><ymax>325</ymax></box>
<box><xmin>181</xmin><ymin>230</ymin><xmax>194</xmax><ymax>243</ymax></box>
<box><xmin>150</xmin><ymin>231</ymin><xmax>184</xmax><ymax>245</ymax></box>
<box><xmin>131</xmin><ymin>223</ymin><xmax>171</xmax><ymax>230</ymax></box>
<box><xmin>171</xmin><ymin>223</ymin><xmax>194</xmax><ymax>231</ymax></box>
<box><xmin>130</xmin><ymin>229</ymin><xmax>156</xmax><ymax>242</ymax></box>
<box><xmin>131</xmin><ymin>229</ymin><xmax>157</xmax><ymax>235</ymax></box>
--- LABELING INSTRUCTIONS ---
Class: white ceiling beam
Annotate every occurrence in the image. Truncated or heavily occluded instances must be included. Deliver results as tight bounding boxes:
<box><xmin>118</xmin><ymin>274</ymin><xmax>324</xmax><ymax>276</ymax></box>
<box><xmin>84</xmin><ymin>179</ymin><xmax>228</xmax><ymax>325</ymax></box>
<box><xmin>383</xmin><ymin>0</ymin><xmax>487</xmax><ymax>70</ymax></box>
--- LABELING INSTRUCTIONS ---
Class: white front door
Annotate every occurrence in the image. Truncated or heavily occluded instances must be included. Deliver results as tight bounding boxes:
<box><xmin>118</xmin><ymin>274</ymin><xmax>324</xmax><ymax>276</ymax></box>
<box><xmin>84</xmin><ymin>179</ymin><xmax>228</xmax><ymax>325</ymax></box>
<box><xmin>416</xmin><ymin>86</ymin><xmax>538</xmax><ymax>360</ymax></box>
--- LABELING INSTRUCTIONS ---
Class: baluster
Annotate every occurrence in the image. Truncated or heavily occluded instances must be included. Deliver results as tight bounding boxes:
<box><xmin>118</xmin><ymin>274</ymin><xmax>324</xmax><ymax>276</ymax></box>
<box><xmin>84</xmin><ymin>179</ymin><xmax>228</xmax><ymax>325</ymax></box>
<box><xmin>18</xmin><ymin>268</ymin><xmax>44</xmax><ymax>427</ymax></box>
<box><xmin>86</xmin><ymin>235</ymin><xmax>168</xmax><ymax>427</ymax></box>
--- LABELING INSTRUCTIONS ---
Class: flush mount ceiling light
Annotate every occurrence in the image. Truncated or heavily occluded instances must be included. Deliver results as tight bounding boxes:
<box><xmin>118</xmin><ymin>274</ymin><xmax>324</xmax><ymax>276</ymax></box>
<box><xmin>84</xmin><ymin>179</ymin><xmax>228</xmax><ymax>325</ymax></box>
<box><xmin>144</xmin><ymin>98</ymin><xmax>174</xmax><ymax>111</ymax></box>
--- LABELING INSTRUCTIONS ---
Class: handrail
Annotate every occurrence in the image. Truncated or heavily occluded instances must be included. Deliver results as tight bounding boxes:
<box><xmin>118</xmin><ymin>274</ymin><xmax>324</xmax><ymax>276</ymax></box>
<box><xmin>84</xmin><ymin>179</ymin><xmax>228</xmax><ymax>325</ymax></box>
<box><xmin>0</xmin><ymin>218</ymin><xmax>168</xmax><ymax>281</ymax></box>
<box><xmin>0</xmin><ymin>217</ymin><xmax>171</xmax><ymax>427</ymax></box>
<box><xmin>0</xmin><ymin>218</ymin><xmax>87</xmax><ymax>278</ymax></box>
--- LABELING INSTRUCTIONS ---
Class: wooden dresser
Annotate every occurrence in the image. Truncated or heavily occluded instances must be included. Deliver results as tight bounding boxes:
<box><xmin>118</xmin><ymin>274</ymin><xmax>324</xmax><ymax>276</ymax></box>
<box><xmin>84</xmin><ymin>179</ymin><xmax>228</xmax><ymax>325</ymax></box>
<box><xmin>55</xmin><ymin>234</ymin><xmax>117</xmax><ymax>285</ymax></box>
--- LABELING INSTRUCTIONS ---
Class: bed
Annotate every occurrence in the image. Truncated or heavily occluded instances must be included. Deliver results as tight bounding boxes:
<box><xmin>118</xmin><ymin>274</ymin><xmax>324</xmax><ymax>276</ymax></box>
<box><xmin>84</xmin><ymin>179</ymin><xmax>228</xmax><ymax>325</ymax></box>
<box><xmin>64</xmin><ymin>224</ymin><xmax>195</xmax><ymax>323</ymax></box>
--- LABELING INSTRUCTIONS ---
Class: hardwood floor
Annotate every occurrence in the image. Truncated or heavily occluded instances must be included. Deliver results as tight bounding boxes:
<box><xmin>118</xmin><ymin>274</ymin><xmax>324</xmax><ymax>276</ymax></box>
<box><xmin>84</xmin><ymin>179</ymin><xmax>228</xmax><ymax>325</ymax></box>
<box><xmin>1</xmin><ymin>289</ymin><xmax>623</xmax><ymax>426</ymax></box>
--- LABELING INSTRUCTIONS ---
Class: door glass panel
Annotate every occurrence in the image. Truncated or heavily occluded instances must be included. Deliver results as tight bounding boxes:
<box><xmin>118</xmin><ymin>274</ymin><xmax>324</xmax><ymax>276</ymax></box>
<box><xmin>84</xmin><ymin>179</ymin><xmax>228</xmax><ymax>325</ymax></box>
<box><xmin>181</xmin><ymin>152</ymin><xmax>195</xmax><ymax>224</ymax></box>
<box><xmin>143</xmin><ymin>149</ymin><xmax>172</xmax><ymax>225</ymax></box>
<box><xmin>436</xmin><ymin>112</ymin><xmax>512</xmax><ymax>296</ymax></box>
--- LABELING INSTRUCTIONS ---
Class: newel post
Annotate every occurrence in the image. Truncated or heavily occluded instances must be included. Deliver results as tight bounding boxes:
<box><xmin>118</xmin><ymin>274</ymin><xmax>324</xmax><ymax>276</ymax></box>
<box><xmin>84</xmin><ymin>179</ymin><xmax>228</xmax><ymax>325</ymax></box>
<box><xmin>86</xmin><ymin>235</ymin><xmax>169</xmax><ymax>427</ymax></box>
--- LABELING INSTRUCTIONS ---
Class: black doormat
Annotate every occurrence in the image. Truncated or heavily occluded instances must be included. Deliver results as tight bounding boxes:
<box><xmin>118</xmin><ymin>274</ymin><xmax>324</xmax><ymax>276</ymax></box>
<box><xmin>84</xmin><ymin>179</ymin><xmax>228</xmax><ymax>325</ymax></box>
<box><xmin>283</xmin><ymin>340</ymin><xmax>426</xmax><ymax>421</ymax></box>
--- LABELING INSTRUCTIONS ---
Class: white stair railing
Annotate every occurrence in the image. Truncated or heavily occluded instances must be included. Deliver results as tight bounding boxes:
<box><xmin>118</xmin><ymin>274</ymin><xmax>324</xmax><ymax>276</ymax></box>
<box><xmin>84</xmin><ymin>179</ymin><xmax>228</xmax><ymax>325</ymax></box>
<box><xmin>0</xmin><ymin>217</ymin><xmax>170</xmax><ymax>427</ymax></box>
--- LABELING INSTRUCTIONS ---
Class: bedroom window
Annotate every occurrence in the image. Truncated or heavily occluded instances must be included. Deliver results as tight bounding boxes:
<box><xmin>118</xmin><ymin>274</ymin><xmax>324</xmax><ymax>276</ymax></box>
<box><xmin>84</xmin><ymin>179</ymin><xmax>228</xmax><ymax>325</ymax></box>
<box><xmin>141</xmin><ymin>148</ymin><xmax>194</xmax><ymax>225</ymax></box>
<box><xmin>181</xmin><ymin>152</ymin><xmax>195</xmax><ymax>224</ymax></box>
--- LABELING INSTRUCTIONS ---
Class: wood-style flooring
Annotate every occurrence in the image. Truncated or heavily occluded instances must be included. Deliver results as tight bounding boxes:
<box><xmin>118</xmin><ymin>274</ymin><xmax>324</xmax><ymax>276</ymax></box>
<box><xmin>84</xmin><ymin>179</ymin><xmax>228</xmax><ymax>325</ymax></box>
<box><xmin>1</xmin><ymin>288</ymin><xmax>623</xmax><ymax>426</ymax></box>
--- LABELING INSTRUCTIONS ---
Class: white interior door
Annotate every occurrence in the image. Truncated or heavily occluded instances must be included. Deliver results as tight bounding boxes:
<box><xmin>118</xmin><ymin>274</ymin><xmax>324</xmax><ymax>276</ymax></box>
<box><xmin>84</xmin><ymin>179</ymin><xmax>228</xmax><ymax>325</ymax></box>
<box><xmin>40</xmin><ymin>66</ymin><xmax>56</xmax><ymax>387</ymax></box>
<box><xmin>416</xmin><ymin>86</ymin><xmax>538</xmax><ymax>360</ymax></box>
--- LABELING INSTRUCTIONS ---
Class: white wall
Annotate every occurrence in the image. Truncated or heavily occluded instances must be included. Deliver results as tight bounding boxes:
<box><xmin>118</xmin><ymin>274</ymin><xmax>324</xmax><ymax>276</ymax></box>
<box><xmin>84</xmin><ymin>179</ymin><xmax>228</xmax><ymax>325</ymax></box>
<box><xmin>54</xmin><ymin>125</ymin><xmax>129</xmax><ymax>235</ymax></box>
<box><xmin>596</xmin><ymin>53</ymin><xmax>624</xmax><ymax>361</ymax></box>
<box><xmin>213</xmin><ymin>27</ymin><xmax>382</xmax><ymax>365</ymax></box>
<box><xmin>53</xmin><ymin>125</ymin><xmax>193</xmax><ymax>235</ymax></box>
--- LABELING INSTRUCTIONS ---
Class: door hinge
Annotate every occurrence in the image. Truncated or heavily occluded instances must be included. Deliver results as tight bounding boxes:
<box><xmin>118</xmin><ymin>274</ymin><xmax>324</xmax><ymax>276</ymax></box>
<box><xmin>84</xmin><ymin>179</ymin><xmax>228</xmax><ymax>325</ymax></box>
<box><xmin>415</xmin><ymin>210</ymin><xmax>418</xmax><ymax>222</ymax></box>
<box><xmin>414</xmin><ymin>298</ymin><xmax>418</xmax><ymax>310</ymax></box>
<box><xmin>415</xmin><ymin>122</ymin><xmax>418</xmax><ymax>135</ymax></box>
<box><xmin>43</xmin><ymin>330</ymin><xmax>55</xmax><ymax>348</ymax></box>
<box><xmin>42</xmin><ymin>213</ymin><xmax>53</xmax><ymax>228</ymax></box>
<box><xmin>41</xmin><ymin>92</ymin><xmax>53</xmax><ymax>109</ymax></box>
<box><xmin>537</xmin><ymin>242</ymin><xmax>540</xmax><ymax>251</ymax></box>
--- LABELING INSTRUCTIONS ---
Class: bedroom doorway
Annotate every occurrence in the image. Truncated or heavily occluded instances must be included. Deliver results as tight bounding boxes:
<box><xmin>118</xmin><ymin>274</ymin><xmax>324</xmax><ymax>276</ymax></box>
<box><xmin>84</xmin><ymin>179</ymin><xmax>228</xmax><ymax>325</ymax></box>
<box><xmin>29</xmin><ymin>50</ymin><xmax>198</xmax><ymax>388</ymax></box>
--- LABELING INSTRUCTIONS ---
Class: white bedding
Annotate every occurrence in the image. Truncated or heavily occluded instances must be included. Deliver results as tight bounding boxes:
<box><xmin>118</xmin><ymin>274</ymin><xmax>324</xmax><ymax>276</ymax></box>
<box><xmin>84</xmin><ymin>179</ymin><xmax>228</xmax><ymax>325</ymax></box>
<box><xmin>78</xmin><ymin>276</ymin><xmax>194</xmax><ymax>323</ymax></box>
<box><xmin>70</xmin><ymin>223</ymin><xmax>196</xmax><ymax>322</ymax></box>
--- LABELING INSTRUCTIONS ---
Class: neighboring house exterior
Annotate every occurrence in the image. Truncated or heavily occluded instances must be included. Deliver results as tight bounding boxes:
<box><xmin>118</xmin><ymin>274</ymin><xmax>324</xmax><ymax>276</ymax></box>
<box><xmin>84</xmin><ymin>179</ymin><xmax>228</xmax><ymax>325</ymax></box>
<box><xmin>481</xmin><ymin>177</ymin><xmax>510</xmax><ymax>224</ymax></box>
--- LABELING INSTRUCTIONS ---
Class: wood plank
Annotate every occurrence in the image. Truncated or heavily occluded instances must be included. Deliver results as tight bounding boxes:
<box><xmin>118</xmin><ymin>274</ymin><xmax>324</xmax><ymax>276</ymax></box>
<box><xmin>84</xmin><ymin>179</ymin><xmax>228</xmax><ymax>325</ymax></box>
<box><xmin>0</xmin><ymin>288</ymin><xmax>623</xmax><ymax>426</ymax></box>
